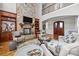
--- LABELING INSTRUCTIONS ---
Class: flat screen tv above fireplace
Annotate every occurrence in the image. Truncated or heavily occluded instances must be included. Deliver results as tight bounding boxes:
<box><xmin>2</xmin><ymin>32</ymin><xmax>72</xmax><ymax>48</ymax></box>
<box><xmin>23</xmin><ymin>16</ymin><xmax>32</xmax><ymax>23</ymax></box>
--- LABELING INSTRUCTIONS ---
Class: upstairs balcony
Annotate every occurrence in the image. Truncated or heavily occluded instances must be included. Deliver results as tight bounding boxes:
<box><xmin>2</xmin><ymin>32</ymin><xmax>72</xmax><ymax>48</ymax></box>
<box><xmin>42</xmin><ymin>3</ymin><xmax>74</xmax><ymax>15</ymax></box>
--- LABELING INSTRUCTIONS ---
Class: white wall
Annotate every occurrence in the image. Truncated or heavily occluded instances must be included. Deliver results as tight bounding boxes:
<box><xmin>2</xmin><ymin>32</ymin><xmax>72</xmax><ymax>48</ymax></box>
<box><xmin>0</xmin><ymin>3</ymin><xmax>16</xmax><ymax>13</ymax></box>
<box><xmin>45</xmin><ymin>16</ymin><xmax>77</xmax><ymax>35</ymax></box>
<box><xmin>46</xmin><ymin>21</ymin><xmax>53</xmax><ymax>34</ymax></box>
<box><xmin>42</xmin><ymin>4</ymin><xmax>79</xmax><ymax>21</ymax></box>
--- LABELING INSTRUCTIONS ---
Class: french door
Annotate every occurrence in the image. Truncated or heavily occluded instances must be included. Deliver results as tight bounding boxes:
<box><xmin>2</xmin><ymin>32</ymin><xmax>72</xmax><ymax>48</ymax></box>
<box><xmin>53</xmin><ymin>21</ymin><xmax>64</xmax><ymax>39</ymax></box>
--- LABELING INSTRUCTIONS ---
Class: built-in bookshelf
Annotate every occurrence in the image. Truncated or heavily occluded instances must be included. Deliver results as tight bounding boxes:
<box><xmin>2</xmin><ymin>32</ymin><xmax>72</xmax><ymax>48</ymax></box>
<box><xmin>35</xmin><ymin>18</ymin><xmax>40</xmax><ymax>38</ymax></box>
<box><xmin>0</xmin><ymin>10</ymin><xmax>16</xmax><ymax>42</ymax></box>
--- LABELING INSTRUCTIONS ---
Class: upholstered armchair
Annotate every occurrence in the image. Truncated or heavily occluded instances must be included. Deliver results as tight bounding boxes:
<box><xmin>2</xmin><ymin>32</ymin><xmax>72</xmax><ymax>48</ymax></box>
<box><xmin>12</xmin><ymin>30</ymin><xmax>25</xmax><ymax>43</ymax></box>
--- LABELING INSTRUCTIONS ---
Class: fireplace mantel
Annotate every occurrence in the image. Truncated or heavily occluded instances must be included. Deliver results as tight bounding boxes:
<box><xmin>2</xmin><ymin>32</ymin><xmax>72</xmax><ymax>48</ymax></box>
<box><xmin>19</xmin><ymin>23</ymin><xmax>34</xmax><ymax>28</ymax></box>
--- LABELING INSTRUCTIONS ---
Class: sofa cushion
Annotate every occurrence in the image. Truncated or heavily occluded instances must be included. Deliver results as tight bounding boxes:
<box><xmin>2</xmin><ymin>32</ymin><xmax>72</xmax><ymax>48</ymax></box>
<box><xmin>69</xmin><ymin>46</ymin><xmax>79</xmax><ymax>56</ymax></box>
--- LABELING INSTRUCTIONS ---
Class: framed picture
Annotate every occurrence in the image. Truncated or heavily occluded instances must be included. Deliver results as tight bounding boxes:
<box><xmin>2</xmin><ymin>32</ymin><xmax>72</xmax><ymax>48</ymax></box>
<box><xmin>2</xmin><ymin>21</ymin><xmax>15</xmax><ymax>32</ymax></box>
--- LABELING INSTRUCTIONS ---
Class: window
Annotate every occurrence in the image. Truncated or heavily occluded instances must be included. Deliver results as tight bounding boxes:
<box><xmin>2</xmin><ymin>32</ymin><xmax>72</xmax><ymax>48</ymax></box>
<box><xmin>59</xmin><ymin>22</ymin><xmax>63</xmax><ymax>28</ymax></box>
<box><xmin>55</xmin><ymin>22</ymin><xmax>57</xmax><ymax>28</ymax></box>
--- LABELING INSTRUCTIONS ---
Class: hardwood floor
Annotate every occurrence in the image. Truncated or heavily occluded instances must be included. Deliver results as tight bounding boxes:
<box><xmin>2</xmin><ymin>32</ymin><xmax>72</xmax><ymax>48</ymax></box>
<box><xmin>0</xmin><ymin>41</ymin><xmax>16</xmax><ymax>56</ymax></box>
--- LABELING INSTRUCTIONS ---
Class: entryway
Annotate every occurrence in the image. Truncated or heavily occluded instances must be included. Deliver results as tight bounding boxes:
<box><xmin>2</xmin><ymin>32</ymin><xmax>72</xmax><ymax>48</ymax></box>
<box><xmin>53</xmin><ymin>21</ymin><xmax>64</xmax><ymax>39</ymax></box>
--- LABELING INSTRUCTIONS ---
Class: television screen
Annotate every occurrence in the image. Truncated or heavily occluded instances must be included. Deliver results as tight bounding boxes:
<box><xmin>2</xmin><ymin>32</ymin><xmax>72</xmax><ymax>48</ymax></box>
<box><xmin>23</xmin><ymin>16</ymin><xmax>32</xmax><ymax>23</ymax></box>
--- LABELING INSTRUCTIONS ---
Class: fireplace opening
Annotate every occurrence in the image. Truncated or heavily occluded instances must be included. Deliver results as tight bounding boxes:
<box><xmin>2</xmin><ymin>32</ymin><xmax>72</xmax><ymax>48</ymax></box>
<box><xmin>23</xmin><ymin>28</ymin><xmax>31</xmax><ymax>35</ymax></box>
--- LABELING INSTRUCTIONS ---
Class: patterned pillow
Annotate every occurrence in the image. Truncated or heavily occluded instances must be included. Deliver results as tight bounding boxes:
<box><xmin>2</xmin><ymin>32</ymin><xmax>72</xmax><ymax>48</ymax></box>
<box><xmin>64</xmin><ymin>35</ymin><xmax>69</xmax><ymax>43</ymax></box>
<box><xmin>63</xmin><ymin>33</ymin><xmax>77</xmax><ymax>43</ymax></box>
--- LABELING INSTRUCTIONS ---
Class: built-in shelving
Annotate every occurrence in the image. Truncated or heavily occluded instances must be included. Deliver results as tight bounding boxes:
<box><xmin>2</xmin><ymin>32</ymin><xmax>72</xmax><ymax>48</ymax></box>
<box><xmin>35</xmin><ymin>18</ymin><xmax>40</xmax><ymax>38</ymax></box>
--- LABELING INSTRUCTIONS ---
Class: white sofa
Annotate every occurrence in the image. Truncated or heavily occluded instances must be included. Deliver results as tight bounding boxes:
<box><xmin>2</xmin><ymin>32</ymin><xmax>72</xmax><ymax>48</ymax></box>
<box><xmin>59</xmin><ymin>33</ymin><xmax>79</xmax><ymax>56</ymax></box>
<box><xmin>59</xmin><ymin>41</ymin><xmax>79</xmax><ymax>56</ymax></box>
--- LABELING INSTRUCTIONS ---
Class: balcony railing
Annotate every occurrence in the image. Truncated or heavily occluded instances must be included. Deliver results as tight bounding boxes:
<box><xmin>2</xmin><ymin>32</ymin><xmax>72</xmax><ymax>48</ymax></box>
<box><xmin>42</xmin><ymin>3</ymin><xmax>74</xmax><ymax>15</ymax></box>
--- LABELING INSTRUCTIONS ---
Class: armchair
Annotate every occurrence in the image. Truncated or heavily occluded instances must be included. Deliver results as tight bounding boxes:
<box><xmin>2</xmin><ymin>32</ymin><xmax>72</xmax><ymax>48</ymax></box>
<box><xmin>12</xmin><ymin>30</ymin><xmax>25</xmax><ymax>43</ymax></box>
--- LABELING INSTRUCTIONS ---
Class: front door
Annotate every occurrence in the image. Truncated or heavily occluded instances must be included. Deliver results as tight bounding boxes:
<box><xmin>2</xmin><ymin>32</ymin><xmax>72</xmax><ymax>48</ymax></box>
<box><xmin>54</xmin><ymin>21</ymin><xmax>64</xmax><ymax>40</ymax></box>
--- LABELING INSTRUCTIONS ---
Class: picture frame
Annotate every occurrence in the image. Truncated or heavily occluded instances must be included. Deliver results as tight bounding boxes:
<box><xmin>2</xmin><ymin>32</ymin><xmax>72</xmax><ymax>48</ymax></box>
<box><xmin>2</xmin><ymin>20</ymin><xmax>15</xmax><ymax>32</ymax></box>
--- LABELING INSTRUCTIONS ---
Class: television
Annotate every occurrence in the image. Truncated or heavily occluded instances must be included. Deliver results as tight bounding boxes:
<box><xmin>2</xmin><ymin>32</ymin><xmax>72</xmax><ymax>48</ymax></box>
<box><xmin>23</xmin><ymin>16</ymin><xmax>32</xmax><ymax>23</ymax></box>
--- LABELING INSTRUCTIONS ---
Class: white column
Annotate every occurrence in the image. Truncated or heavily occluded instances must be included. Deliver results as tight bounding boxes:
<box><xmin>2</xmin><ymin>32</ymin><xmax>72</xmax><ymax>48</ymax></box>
<box><xmin>46</xmin><ymin>22</ymin><xmax>48</xmax><ymax>34</ymax></box>
<box><xmin>77</xmin><ymin>15</ymin><xmax>79</xmax><ymax>33</ymax></box>
<box><xmin>39</xmin><ymin>4</ymin><xmax>42</xmax><ymax>31</ymax></box>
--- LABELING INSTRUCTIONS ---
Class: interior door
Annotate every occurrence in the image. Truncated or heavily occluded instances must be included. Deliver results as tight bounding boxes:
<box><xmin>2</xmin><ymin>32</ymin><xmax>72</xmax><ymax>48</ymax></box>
<box><xmin>54</xmin><ymin>21</ymin><xmax>64</xmax><ymax>39</ymax></box>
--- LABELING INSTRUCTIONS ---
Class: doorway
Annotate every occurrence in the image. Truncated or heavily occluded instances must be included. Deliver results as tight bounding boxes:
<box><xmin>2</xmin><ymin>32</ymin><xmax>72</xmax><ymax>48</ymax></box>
<box><xmin>53</xmin><ymin>21</ymin><xmax>64</xmax><ymax>40</ymax></box>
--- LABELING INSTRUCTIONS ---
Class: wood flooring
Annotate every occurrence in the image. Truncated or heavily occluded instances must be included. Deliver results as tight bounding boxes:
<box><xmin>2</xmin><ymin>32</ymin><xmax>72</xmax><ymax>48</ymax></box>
<box><xmin>0</xmin><ymin>41</ymin><xmax>16</xmax><ymax>56</ymax></box>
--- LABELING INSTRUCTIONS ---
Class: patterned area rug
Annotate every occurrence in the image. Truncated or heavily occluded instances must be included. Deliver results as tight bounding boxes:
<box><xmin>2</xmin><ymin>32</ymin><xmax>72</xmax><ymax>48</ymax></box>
<box><xmin>15</xmin><ymin>44</ymin><xmax>43</xmax><ymax>56</ymax></box>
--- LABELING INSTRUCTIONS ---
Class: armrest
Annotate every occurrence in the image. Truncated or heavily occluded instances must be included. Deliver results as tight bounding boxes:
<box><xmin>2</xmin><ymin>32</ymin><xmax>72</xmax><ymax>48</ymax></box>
<box><xmin>41</xmin><ymin>44</ymin><xmax>53</xmax><ymax>56</ymax></box>
<box><xmin>59</xmin><ymin>36</ymin><xmax>64</xmax><ymax>43</ymax></box>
